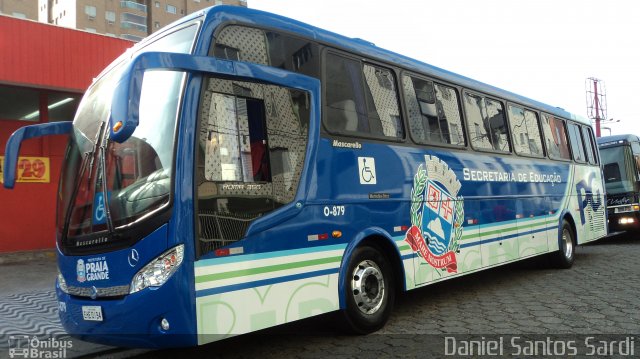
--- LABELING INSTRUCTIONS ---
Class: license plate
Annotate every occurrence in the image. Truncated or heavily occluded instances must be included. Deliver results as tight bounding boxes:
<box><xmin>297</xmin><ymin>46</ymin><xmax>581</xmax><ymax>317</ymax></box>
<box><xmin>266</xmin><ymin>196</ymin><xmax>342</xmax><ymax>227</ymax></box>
<box><xmin>82</xmin><ymin>306</ymin><xmax>103</xmax><ymax>321</ymax></box>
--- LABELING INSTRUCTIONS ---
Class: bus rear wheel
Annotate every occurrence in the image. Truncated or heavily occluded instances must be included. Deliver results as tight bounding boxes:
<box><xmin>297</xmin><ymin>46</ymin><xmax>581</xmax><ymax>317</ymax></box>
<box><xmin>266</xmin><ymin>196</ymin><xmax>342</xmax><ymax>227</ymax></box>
<box><xmin>341</xmin><ymin>245</ymin><xmax>395</xmax><ymax>334</ymax></box>
<box><xmin>552</xmin><ymin>220</ymin><xmax>575</xmax><ymax>269</ymax></box>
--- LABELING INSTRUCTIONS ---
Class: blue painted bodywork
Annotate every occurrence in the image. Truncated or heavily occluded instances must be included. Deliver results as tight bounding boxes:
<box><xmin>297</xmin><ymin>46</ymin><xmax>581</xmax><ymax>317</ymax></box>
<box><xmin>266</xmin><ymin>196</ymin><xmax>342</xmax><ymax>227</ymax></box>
<box><xmin>3</xmin><ymin>5</ymin><xmax>603</xmax><ymax>348</ymax></box>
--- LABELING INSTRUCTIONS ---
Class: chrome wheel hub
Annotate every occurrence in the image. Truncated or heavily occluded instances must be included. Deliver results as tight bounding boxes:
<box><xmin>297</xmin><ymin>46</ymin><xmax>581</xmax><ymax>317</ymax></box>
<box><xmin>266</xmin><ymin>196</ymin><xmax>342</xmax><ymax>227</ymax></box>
<box><xmin>351</xmin><ymin>260</ymin><xmax>385</xmax><ymax>315</ymax></box>
<box><xmin>562</xmin><ymin>228</ymin><xmax>573</xmax><ymax>259</ymax></box>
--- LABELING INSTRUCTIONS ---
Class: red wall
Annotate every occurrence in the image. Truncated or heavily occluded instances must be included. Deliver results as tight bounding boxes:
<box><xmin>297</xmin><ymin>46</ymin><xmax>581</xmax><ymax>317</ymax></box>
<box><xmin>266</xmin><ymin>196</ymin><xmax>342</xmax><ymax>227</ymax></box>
<box><xmin>0</xmin><ymin>16</ymin><xmax>133</xmax><ymax>252</ymax></box>
<box><xmin>0</xmin><ymin>16</ymin><xmax>132</xmax><ymax>91</ymax></box>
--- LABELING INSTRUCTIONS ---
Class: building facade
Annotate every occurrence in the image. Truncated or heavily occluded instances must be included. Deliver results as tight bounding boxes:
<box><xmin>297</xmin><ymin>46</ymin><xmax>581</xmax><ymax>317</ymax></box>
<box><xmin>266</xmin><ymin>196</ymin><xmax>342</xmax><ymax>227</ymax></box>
<box><xmin>33</xmin><ymin>0</ymin><xmax>246</xmax><ymax>42</ymax></box>
<box><xmin>0</xmin><ymin>0</ymin><xmax>39</xmax><ymax>20</ymax></box>
<box><xmin>1</xmin><ymin>0</ymin><xmax>248</xmax><ymax>42</ymax></box>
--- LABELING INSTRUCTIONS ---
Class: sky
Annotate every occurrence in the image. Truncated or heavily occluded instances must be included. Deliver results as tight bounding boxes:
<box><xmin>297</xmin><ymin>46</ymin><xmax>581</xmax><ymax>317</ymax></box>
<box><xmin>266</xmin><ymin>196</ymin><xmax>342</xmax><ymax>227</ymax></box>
<box><xmin>249</xmin><ymin>0</ymin><xmax>640</xmax><ymax>137</ymax></box>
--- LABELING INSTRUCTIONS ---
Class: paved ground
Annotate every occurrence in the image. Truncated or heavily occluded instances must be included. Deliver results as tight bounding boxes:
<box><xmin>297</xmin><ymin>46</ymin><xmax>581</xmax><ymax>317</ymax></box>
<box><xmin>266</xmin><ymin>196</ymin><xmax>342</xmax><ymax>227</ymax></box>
<box><xmin>1</xmin><ymin>233</ymin><xmax>639</xmax><ymax>358</ymax></box>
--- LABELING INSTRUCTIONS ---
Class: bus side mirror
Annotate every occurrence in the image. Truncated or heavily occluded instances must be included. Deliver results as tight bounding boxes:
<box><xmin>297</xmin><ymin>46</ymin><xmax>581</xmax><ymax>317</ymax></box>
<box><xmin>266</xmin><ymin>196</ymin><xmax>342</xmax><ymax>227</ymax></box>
<box><xmin>108</xmin><ymin>51</ymin><xmax>237</xmax><ymax>143</ymax></box>
<box><xmin>108</xmin><ymin>51</ymin><xmax>318</xmax><ymax>144</ymax></box>
<box><xmin>109</xmin><ymin>59</ymin><xmax>143</xmax><ymax>143</ymax></box>
<box><xmin>3</xmin><ymin>122</ymin><xmax>72</xmax><ymax>189</ymax></box>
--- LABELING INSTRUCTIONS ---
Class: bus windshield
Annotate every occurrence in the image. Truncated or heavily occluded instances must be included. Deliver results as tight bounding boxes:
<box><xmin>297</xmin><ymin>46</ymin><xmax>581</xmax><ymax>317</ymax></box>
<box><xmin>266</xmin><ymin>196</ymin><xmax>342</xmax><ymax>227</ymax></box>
<box><xmin>600</xmin><ymin>145</ymin><xmax>637</xmax><ymax>194</ymax></box>
<box><xmin>57</xmin><ymin>24</ymin><xmax>198</xmax><ymax>251</ymax></box>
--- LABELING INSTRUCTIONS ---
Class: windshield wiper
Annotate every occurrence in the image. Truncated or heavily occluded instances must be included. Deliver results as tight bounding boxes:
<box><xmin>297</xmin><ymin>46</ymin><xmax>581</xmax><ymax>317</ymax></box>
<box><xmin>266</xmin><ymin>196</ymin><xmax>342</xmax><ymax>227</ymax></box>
<box><xmin>98</xmin><ymin>128</ymin><xmax>115</xmax><ymax>235</ymax></box>
<box><xmin>62</xmin><ymin>150</ymin><xmax>91</xmax><ymax>238</ymax></box>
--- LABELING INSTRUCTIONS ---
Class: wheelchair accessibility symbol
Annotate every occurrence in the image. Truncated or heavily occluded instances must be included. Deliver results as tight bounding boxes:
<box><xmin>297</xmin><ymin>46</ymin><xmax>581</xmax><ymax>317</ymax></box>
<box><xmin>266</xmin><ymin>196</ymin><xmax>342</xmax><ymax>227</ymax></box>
<box><xmin>93</xmin><ymin>192</ymin><xmax>110</xmax><ymax>225</ymax></box>
<box><xmin>358</xmin><ymin>157</ymin><xmax>377</xmax><ymax>185</ymax></box>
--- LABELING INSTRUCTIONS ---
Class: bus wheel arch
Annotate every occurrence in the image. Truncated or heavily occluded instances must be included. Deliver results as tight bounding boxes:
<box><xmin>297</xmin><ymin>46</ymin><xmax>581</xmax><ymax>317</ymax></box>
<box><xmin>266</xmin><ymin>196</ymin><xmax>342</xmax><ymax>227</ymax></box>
<box><xmin>337</xmin><ymin>231</ymin><xmax>403</xmax><ymax>333</ymax></box>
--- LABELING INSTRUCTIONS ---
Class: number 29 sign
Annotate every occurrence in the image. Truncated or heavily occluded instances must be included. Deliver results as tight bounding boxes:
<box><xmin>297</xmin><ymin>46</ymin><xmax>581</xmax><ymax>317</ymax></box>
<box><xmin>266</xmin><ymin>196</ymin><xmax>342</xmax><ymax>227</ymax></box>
<box><xmin>0</xmin><ymin>156</ymin><xmax>50</xmax><ymax>184</ymax></box>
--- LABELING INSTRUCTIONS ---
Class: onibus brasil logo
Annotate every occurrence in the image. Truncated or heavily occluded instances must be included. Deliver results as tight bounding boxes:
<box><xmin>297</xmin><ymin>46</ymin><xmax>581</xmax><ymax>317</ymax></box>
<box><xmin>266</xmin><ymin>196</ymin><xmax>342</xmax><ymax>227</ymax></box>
<box><xmin>405</xmin><ymin>155</ymin><xmax>464</xmax><ymax>273</ymax></box>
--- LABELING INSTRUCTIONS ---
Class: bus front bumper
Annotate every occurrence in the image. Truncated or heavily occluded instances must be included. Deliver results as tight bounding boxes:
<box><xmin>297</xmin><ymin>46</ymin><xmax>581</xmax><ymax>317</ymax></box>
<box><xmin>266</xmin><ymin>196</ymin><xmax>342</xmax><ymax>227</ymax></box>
<box><xmin>55</xmin><ymin>273</ymin><xmax>197</xmax><ymax>348</ymax></box>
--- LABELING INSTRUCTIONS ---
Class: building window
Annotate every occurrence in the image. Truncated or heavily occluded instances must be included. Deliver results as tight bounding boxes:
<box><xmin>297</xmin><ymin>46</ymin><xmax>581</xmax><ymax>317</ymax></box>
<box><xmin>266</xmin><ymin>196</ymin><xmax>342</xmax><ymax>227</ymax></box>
<box><xmin>121</xmin><ymin>12</ymin><xmax>148</xmax><ymax>32</ymax></box>
<box><xmin>155</xmin><ymin>1</ymin><xmax>160</xmax><ymax>7</ymax></box>
<box><xmin>0</xmin><ymin>85</ymin><xmax>81</xmax><ymax>123</ymax></box>
<box><xmin>120</xmin><ymin>0</ymin><xmax>147</xmax><ymax>13</ymax></box>
<box><xmin>85</xmin><ymin>27</ymin><xmax>97</xmax><ymax>33</ymax></box>
<box><xmin>166</xmin><ymin>4</ymin><xmax>177</xmax><ymax>14</ymax></box>
<box><xmin>154</xmin><ymin>21</ymin><xmax>160</xmax><ymax>28</ymax></box>
<box><xmin>47</xmin><ymin>93</ymin><xmax>81</xmax><ymax>122</ymax></box>
<box><xmin>0</xmin><ymin>86</ymin><xmax>41</xmax><ymax>122</ymax></box>
<box><xmin>121</xmin><ymin>34</ymin><xmax>144</xmax><ymax>42</ymax></box>
<box><xmin>106</xmin><ymin>11</ymin><xmax>116</xmax><ymax>24</ymax></box>
<box><xmin>215</xmin><ymin>0</ymin><xmax>223</xmax><ymax>4</ymax></box>
<box><xmin>85</xmin><ymin>5</ymin><xmax>97</xmax><ymax>19</ymax></box>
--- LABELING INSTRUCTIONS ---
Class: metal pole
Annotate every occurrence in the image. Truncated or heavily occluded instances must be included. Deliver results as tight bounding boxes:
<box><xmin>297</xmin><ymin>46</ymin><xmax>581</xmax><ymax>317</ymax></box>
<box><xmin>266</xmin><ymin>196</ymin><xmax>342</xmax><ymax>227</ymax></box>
<box><xmin>594</xmin><ymin>79</ymin><xmax>601</xmax><ymax>137</ymax></box>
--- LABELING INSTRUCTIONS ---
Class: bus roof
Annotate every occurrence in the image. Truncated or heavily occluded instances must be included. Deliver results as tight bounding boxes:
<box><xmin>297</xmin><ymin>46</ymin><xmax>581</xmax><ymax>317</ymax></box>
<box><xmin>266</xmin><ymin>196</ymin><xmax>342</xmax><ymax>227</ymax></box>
<box><xmin>198</xmin><ymin>5</ymin><xmax>588</xmax><ymax>125</ymax></box>
<box><xmin>596</xmin><ymin>134</ymin><xmax>640</xmax><ymax>146</ymax></box>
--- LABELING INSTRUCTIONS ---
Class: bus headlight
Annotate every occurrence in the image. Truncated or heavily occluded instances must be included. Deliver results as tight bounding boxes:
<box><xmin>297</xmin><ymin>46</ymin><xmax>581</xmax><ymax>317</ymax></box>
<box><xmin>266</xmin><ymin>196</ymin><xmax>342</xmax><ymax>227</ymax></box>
<box><xmin>130</xmin><ymin>245</ymin><xmax>184</xmax><ymax>294</ymax></box>
<box><xmin>57</xmin><ymin>271</ymin><xmax>69</xmax><ymax>294</ymax></box>
<box><xmin>619</xmin><ymin>217</ymin><xmax>635</xmax><ymax>225</ymax></box>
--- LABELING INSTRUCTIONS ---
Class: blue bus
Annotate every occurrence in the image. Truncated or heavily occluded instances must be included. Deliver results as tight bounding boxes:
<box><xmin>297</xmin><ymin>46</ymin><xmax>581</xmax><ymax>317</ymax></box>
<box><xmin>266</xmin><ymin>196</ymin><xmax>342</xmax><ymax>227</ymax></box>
<box><xmin>3</xmin><ymin>5</ymin><xmax>606</xmax><ymax>348</ymax></box>
<box><xmin>597</xmin><ymin>134</ymin><xmax>640</xmax><ymax>232</ymax></box>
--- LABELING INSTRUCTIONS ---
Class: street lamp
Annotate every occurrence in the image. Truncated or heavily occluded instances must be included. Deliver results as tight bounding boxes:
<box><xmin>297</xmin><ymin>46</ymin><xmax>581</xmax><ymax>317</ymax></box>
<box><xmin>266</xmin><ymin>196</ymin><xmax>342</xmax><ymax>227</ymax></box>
<box><xmin>602</xmin><ymin>126</ymin><xmax>612</xmax><ymax>136</ymax></box>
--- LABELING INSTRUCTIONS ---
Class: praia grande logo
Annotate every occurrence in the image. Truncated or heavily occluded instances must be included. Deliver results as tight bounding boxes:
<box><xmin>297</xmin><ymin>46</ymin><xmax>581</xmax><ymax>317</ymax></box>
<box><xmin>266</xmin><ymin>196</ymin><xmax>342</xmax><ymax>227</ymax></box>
<box><xmin>405</xmin><ymin>155</ymin><xmax>464</xmax><ymax>273</ymax></box>
<box><xmin>77</xmin><ymin>259</ymin><xmax>86</xmax><ymax>283</ymax></box>
<box><xmin>76</xmin><ymin>257</ymin><xmax>110</xmax><ymax>282</ymax></box>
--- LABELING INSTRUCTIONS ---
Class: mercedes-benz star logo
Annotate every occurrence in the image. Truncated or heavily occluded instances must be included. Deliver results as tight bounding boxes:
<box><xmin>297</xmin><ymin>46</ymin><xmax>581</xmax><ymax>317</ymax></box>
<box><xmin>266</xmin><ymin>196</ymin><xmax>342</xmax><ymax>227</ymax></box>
<box><xmin>128</xmin><ymin>249</ymin><xmax>140</xmax><ymax>267</ymax></box>
<box><xmin>90</xmin><ymin>286</ymin><xmax>98</xmax><ymax>300</ymax></box>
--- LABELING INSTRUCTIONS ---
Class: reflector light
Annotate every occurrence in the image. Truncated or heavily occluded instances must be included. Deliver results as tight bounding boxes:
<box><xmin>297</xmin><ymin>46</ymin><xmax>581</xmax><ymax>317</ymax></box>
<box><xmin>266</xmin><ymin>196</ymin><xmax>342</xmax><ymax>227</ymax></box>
<box><xmin>215</xmin><ymin>248</ymin><xmax>229</xmax><ymax>257</ymax></box>
<box><xmin>307</xmin><ymin>233</ymin><xmax>329</xmax><ymax>241</ymax></box>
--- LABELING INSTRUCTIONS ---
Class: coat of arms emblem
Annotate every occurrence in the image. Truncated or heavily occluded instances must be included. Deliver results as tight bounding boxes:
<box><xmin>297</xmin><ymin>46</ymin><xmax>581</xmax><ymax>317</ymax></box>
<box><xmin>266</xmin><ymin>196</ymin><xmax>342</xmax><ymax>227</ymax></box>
<box><xmin>405</xmin><ymin>155</ymin><xmax>464</xmax><ymax>273</ymax></box>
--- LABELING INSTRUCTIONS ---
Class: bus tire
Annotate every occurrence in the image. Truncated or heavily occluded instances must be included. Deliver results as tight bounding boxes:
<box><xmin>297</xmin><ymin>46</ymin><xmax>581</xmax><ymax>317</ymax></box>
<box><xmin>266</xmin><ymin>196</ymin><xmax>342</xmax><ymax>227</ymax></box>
<box><xmin>340</xmin><ymin>245</ymin><xmax>395</xmax><ymax>334</ymax></box>
<box><xmin>552</xmin><ymin>220</ymin><xmax>575</xmax><ymax>269</ymax></box>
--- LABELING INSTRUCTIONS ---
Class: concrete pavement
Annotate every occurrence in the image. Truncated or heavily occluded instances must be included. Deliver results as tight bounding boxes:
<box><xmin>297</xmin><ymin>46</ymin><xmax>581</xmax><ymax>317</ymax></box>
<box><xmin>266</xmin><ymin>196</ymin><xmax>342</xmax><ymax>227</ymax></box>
<box><xmin>0</xmin><ymin>251</ymin><xmax>120</xmax><ymax>359</ymax></box>
<box><xmin>2</xmin><ymin>233</ymin><xmax>640</xmax><ymax>358</ymax></box>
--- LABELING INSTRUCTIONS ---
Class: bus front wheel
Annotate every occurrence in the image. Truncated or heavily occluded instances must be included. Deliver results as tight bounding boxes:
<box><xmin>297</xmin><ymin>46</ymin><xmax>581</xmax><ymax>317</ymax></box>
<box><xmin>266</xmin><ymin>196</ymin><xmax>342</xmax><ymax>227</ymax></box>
<box><xmin>341</xmin><ymin>245</ymin><xmax>395</xmax><ymax>334</ymax></box>
<box><xmin>552</xmin><ymin>220</ymin><xmax>575</xmax><ymax>269</ymax></box>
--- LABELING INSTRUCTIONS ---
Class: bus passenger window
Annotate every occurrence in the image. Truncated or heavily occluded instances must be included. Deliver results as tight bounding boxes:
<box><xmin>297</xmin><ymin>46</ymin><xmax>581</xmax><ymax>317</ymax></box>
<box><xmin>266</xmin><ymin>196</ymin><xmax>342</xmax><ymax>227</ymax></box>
<box><xmin>508</xmin><ymin>105</ymin><xmax>543</xmax><ymax>157</ymax></box>
<box><xmin>362</xmin><ymin>64</ymin><xmax>403</xmax><ymax>138</ymax></box>
<box><xmin>541</xmin><ymin>114</ymin><xmax>571</xmax><ymax>160</ymax></box>
<box><xmin>324</xmin><ymin>54</ymin><xmax>403</xmax><ymax>139</ymax></box>
<box><xmin>212</xmin><ymin>25</ymin><xmax>320</xmax><ymax>78</ymax></box>
<box><xmin>464</xmin><ymin>93</ymin><xmax>510</xmax><ymax>152</ymax></box>
<box><xmin>403</xmin><ymin>75</ymin><xmax>465</xmax><ymax>146</ymax></box>
<box><xmin>213</xmin><ymin>26</ymin><xmax>269</xmax><ymax>65</ymax></box>
<box><xmin>567</xmin><ymin>123</ymin><xmax>586</xmax><ymax>162</ymax></box>
<box><xmin>581</xmin><ymin>126</ymin><xmax>597</xmax><ymax>164</ymax></box>
<box><xmin>325</xmin><ymin>54</ymin><xmax>368</xmax><ymax>134</ymax></box>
